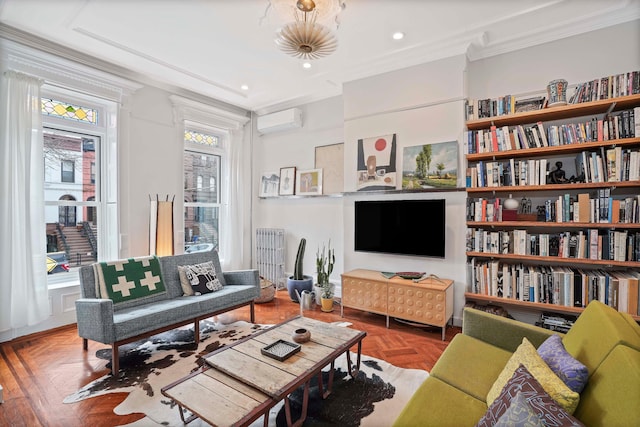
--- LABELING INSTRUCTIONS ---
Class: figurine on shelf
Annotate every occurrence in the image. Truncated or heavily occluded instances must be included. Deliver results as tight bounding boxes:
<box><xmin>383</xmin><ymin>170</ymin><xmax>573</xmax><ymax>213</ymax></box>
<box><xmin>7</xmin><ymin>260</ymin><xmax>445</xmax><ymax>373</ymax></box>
<box><xmin>519</xmin><ymin>197</ymin><xmax>532</xmax><ymax>214</ymax></box>
<box><xmin>548</xmin><ymin>161</ymin><xmax>570</xmax><ymax>184</ymax></box>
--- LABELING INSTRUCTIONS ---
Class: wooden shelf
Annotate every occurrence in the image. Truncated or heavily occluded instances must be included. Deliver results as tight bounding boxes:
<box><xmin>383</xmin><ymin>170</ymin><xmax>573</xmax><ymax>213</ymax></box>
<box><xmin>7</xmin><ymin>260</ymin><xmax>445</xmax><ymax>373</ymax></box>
<box><xmin>466</xmin><ymin>137</ymin><xmax>640</xmax><ymax>162</ymax></box>
<box><xmin>467</xmin><ymin>221</ymin><xmax>640</xmax><ymax>229</ymax></box>
<box><xmin>465</xmin><ymin>251</ymin><xmax>640</xmax><ymax>268</ymax></box>
<box><xmin>466</xmin><ymin>94</ymin><xmax>640</xmax><ymax>130</ymax></box>
<box><xmin>465</xmin><ymin>293</ymin><xmax>640</xmax><ymax>321</ymax></box>
<box><xmin>466</xmin><ymin>180</ymin><xmax>640</xmax><ymax>193</ymax></box>
<box><xmin>259</xmin><ymin>187</ymin><xmax>466</xmax><ymax>199</ymax></box>
<box><xmin>465</xmin><ymin>89</ymin><xmax>640</xmax><ymax>322</ymax></box>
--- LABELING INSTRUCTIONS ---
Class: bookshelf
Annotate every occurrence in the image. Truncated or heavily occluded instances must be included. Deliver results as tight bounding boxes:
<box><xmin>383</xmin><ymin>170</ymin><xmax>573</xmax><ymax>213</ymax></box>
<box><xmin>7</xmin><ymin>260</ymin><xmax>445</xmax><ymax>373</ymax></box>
<box><xmin>464</xmin><ymin>90</ymin><xmax>640</xmax><ymax>322</ymax></box>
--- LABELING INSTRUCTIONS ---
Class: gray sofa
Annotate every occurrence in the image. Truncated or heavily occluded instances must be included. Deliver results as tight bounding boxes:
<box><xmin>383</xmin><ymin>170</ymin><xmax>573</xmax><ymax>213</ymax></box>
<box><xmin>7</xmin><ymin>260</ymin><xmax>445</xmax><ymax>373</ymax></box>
<box><xmin>75</xmin><ymin>250</ymin><xmax>260</xmax><ymax>376</ymax></box>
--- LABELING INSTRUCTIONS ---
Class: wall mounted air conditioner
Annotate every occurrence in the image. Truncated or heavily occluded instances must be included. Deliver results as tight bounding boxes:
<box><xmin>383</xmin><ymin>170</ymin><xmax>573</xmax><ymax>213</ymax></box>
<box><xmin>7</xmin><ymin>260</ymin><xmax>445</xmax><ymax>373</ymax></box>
<box><xmin>256</xmin><ymin>108</ymin><xmax>302</xmax><ymax>134</ymax></box>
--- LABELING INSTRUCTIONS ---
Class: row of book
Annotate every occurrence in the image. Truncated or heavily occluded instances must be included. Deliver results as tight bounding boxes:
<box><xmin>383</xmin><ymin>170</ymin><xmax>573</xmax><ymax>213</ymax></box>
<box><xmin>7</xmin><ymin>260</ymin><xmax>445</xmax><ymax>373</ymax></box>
<box><xmin>464</xmin><ymin>70</ymin><xmax>640</xmax><ymax>121</ymax></box>
<box><xmin>466</xmin><ymin>228</ymin><xmax>640</xmax><ymax>262</ymax></box>
<box><xmin>465</xmin><ymin>147</ymin><xmax>640</xmax><ymax>188</ymax></box>
<box><xmin>467</xmin><ymin>260</ymin><xmax>640</xmax><ymax>315</ymax></box>
<box><xmin>466</xmin><ymin>95</ymin><xmax>546</xmax><ymax>120</ymax></box>
<box><xmin>466</xmin><ymin>194</ymin><xmax>640</xmax><ymax>224</ymax></box>
<box><xmin>569</xmin><ymin>71</ymin><xmax>640</xmax><ymax>104</ymax></box>
<box><xmin>575</xmin><ymin>146</ymin><xmax>640</xmax><ymax>183</ymax></box>
<box><xmin>465</xmin><ymin>108</ymin><xmax>639</xmax><ymax>155</ymax></box>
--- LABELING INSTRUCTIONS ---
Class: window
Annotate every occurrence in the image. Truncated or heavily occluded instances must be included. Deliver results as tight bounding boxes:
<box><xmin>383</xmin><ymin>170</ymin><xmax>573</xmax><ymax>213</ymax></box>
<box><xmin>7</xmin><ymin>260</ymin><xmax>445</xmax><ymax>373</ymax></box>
<box><xmin>61</xmin><ymin>160</ymin><xmax>75</xmax><ymax>182</ymax></box>
<box><xmin>184</xmin><ymin>128</ymin><xmax>222</xmax><ymax>252</ymax></box>
<box><xmin>42</xmin><ymin>90</ymin><xmax>118</xmax><ymax>287</ymax></box>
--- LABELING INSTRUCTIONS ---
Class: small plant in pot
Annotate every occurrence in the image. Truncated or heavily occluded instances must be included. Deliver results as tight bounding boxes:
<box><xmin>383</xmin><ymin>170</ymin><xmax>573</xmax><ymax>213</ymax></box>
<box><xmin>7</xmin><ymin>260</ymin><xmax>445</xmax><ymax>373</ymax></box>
<box><xmin>286</xmin><ymin>238</ymin><xmax>313</xmax><ymax>302</ymax></box>
<box><xmin>316</xmin><ymin>241</ymin><xmax>335</xmax><ymax>312</ymax></box>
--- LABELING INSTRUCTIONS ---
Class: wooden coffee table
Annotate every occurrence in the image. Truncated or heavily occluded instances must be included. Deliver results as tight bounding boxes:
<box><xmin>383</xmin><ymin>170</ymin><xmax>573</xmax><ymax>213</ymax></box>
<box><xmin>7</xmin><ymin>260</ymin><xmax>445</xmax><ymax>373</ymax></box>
<box><xmin>161</xmin><ymin>316</ymin><xmax>366</xmax><ymax>427</ymax></box>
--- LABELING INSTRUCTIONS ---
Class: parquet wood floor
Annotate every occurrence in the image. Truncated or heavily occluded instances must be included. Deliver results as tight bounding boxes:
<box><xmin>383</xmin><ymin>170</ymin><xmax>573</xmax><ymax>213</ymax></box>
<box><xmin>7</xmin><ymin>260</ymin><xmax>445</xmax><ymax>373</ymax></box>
<box><xmin>0</xmin><ymin>290</ymin><xmax>460</xmax><ymax>426</ymax></box>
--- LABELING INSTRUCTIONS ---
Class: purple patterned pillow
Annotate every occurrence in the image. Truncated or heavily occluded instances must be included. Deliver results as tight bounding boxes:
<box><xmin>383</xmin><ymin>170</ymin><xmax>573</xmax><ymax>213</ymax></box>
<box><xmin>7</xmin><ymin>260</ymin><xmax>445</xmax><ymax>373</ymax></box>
<box><xmin>475</xmin><ymin>364</ymin><xmax>584</xmax><ymax>427</ymax></box>
<box><xmin>537</xmin><ymin>334</ymin><xmax>589</xmax><ymax>393</ymax></box>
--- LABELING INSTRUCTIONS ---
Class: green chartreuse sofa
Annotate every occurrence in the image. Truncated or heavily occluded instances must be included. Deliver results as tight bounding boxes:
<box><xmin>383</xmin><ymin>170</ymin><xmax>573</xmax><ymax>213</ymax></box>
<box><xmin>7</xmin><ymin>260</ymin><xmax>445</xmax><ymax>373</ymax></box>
<box><xmin>393</xmin><ymin>301</ymin><xmax>640</xmax><ymax>426</ymax></box>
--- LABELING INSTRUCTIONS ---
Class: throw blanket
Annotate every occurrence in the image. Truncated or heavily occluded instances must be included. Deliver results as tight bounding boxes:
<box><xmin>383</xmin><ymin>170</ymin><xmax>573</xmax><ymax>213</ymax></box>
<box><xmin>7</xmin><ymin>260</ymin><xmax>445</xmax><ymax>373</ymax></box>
<box><xmin>93</xmin><ymin>255</ymin><xmax>166</xmax><ymax>304</ymax></box>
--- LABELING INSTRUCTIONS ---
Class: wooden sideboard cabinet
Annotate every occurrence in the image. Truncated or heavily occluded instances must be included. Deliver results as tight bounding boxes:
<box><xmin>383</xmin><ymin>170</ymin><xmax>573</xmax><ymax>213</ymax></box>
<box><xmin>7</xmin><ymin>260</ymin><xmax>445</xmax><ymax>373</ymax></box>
<box><xmin>341</xmin><ymin>269</ymin><xmax>454</xmax><ymax>340</ymax></box>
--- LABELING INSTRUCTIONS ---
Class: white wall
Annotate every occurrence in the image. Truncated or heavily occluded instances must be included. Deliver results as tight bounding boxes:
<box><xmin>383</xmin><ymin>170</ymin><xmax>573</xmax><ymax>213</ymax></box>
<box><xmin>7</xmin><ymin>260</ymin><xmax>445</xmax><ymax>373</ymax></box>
<box><xmin>343</xmin><ymin>55</ymin><xmax>469</xmax><ymax>325</ymax></box>
<box><xmin>121</xmin><ymin>86</ymin><xmax>184</xmax><ymax>257</ymax></box>
<box><xmin>467</xmin><ymin>20</ymin><xmax>640</xmax><ymax>100</ymax></box>
<box><xmin>252</xmin><ymin>96</ymin><xmax>345</xmax><ymax>284</ymax></box>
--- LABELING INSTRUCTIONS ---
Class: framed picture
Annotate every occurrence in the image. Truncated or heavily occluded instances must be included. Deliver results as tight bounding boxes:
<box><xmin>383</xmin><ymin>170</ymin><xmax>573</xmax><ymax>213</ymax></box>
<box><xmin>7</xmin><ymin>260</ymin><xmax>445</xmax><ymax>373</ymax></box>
<box><xmin>296</xmin><ymin>168</ymin><xmax>323</xmax><ymax>196</ymax></box>
<box><xmin>278</xmin><ymin>167</ymin><xmax>296</xmax><ymax>196</ymax></box>
<box><xmin>401</xmin><ymin>140</ymin><xmax>458</xmax><ymax>189</ymax></box>
<box><xmin>356</xmin><ymin>134</ymin><xmax>397</xmax><ymax>191</ymax></box>
<box><xmin>314</xmin><ymin>143</ymin><xmax>344</xmax><ymax>194</ymax></box>
<box><xmin>259</xmin><ymin>171</ymin><xmax>280</xmax><ymax>197</ymax></box>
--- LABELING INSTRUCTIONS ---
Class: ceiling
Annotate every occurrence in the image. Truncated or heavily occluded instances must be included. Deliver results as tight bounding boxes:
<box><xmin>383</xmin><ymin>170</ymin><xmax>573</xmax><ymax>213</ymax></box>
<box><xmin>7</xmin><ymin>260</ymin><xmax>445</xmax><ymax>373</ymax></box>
<box><xmin>1</xmin><ymin>0</ymin><xmax>639</xmax><ymax>114</ymax></box>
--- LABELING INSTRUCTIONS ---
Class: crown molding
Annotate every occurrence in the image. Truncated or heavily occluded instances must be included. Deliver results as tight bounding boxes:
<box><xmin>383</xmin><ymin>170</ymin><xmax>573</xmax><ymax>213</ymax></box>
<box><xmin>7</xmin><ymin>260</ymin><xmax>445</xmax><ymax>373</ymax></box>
<box><xmin>0</xmin><ymin>23</ymin><xmax>249</xmax><ymax>116</ymax></box>
<box><xmin>466</xmin><ymin>2</ymin><xmax>640</xmax><ymax>61</ymax></box>
<box><xmin>170</xmin><ymin>95</ymin><xmax>250</xmax><ymax>130</ymax></box>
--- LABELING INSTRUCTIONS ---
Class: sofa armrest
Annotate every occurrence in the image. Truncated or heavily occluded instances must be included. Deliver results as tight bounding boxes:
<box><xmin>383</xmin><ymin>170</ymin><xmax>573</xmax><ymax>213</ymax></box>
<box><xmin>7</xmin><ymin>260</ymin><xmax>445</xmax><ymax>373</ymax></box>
<box><xmin>222</xmin><ymin>269</ymin><xmax>260</xmax><ymax>292</ymax></box>
<box><xmin>462</xmin><ymin>307</ymin><xmax>556</xmax><ymax>352</ymax></box>
<box><xmin>75</xmin><ymin>298</ymin><xmax>116</xmax><ymax>344</ymax></box>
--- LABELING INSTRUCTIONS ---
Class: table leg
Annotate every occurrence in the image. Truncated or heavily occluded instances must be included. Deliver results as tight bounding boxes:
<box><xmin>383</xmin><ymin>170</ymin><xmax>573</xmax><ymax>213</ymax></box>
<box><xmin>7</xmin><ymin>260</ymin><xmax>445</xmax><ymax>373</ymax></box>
<box><xmin>317</xmin><ymin>360</ymin><xmax>335</xmax><ymax>399</ymax></box>
<box><xmin>346</xmin><ymin>341</ymin><xmax>362</xmax><ymax>378</ymax></box>
<box><xmin>177</xmin><ymin>404</ymin><xmax>198</xmax><ymax>424</ymax></box>
<box><xmin>284</xmin><ymin>380</ymin><xmax>310</xmax><ymax>427</ymax></box>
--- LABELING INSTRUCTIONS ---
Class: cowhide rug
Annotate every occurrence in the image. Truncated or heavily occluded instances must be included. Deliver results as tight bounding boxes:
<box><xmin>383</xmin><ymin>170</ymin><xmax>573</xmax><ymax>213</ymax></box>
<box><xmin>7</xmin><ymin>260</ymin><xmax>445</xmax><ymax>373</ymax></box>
<box><xmin>64</xmin><ymin>318</ymin><xmax>428</xmax><ymax>426</ymax></box>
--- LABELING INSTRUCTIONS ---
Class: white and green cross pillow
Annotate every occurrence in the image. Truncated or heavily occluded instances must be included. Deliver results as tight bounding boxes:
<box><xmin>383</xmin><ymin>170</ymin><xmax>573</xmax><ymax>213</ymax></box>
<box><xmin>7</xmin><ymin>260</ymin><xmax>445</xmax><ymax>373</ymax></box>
<box><xmin>94</xmin><ymin>255</ymin><xmax>166</xmax><ymax>304</ymax></box>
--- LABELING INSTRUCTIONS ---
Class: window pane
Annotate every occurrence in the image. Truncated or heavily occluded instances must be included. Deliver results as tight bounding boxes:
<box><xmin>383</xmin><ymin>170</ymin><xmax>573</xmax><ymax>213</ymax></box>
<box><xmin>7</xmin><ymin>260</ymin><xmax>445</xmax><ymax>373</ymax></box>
<box><xmin>44</xmin><ymin>130</ymin><xmax>99</xmax><ymax>281</ymax></box>
<box><xmin>42</xmin><ymin>98</ymin><xmax>98</xmax><ymax>124</ymax></box>
<box><xmin>184</xmin><ymin>206</ymin><xmax>219</xmax><ymax>252</ymax></box>
<box><xmin>185</xmin><ymin>130</ymin><xmax>219</xmax><ymax>147</ymax></box>
<box><xmin>61</xmin><ymin>160</ymin><xmax>75</xmax><ymax>182</ymax></box>
<box><xmin>184</xmin><ymin>151</ymin><xmax>220</xmax><ymax>203</ymax></box>
<box><xmin>184</xmin><ymin>145</ymin><xmax>221</xmax><ymax>252</ymax></box>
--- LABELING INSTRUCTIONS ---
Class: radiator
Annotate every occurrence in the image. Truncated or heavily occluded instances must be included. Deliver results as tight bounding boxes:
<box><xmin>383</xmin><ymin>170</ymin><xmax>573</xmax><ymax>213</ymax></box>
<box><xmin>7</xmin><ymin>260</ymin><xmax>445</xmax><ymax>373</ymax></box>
<box><xmin>256</xmin><ymin>228</ymin><xmax>286</xmax><ymax>290</ymax></box>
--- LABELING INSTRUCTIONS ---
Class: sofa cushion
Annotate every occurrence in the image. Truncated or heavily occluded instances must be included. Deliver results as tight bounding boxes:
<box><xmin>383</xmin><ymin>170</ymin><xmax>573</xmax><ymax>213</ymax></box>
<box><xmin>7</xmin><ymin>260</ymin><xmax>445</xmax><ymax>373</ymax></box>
<box><xmin>393</xmin><ymin>376</ymin><xmax>488</xmax><ymax>427</ymax></box>
<box><xmin>177</xmin><ymin>261</ymin><xmax>223</xmax><ymax>295</ymax></box>
<box><xmin>94</xmin><ymin>255</ymin><xmax>167</xmax><ymax>305</ymax></box>
<box><xmin>159</xmin><ymin>251</ymin><xmax>228</xmax><ymax>299</ymax></box>
<box><xmin>487</xmin><ymin>338</ymin><xmax>580</xmax><ymax>414</ymax></box>
<box><xmin>537</xmin><ymin>334</ymin><xmax>589</xmax><ymax>393</ymax></box>
<box><xmin>112</xmin><ymin>297</ymin><xmax>203</xmax><ymax>340</ymax></box>
<box><xmin>574</xmin><ymin>344</ymin><xmax>640</xmax><ymax>427</ymax></box>
<box><xmin>430</xmin><ymin>333</ymin><xmax>511</xmax><ymax>401</ymax></box>
<box><xmin>493</xmin><ymin>392</ymin><xmax>544</xmax><ymax>427</ymax></box>
<box><xmin>562</xmin><ymin>301</ymin><xmax>640</xmax><ymax>376</ymax></box>
<box><xmin>476</xmin><ymin>364</ymin><xmax>584</xmax><ymax>427</ymax></box>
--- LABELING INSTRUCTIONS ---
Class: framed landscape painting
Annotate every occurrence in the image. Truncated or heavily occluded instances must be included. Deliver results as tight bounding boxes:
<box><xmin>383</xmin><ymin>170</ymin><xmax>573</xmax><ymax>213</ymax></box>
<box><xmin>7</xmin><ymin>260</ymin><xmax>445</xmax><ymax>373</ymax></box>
<box><xmin>296</xmin><ymin>168</ymin><xmax>323</xmax><ymax>195</ymax></box>
<box><xmin>402</xmin><ymin>140</ymin><xmax>458</xmax><ymax>189</ymax></box>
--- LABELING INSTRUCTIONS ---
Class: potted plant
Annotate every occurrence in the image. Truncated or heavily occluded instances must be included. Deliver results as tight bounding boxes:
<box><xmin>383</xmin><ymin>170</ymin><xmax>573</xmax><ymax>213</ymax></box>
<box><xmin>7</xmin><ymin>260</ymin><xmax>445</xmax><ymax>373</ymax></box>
<box><xmin>320</xmin><ymin>282</ymin><xmax>335</xmax><ymax>312</ymax></box>
<box><xmin>315</xmin><ymin>241</ymin><xmax>335</xmax><ymax>311</ymax></box>
<box><xmin>286</xmin><ymin>238</ymin><xmax>313</xmax><ymax>302</ymax></box>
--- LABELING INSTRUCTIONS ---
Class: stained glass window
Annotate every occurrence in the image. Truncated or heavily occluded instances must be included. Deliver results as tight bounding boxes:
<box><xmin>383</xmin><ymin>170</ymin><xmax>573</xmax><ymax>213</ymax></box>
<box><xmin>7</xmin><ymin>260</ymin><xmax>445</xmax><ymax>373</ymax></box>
<box><xmin>41</xmin><ymin>98</ymin><xmax>98</xmax><ymax>124</ymax></box>
<box><xmin>185</xmin><ymin>130</ymin><xmax>219</xmax><ymax>146</ymax></box>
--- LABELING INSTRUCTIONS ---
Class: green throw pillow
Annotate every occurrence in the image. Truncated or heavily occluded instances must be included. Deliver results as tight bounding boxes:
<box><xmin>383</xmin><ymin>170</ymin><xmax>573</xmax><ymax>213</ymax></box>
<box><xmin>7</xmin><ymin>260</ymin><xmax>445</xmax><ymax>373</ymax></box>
<box><xmin>95</xmin><ymin>255</ymin><xmax>166</xmax><ymax>304</ymax></box>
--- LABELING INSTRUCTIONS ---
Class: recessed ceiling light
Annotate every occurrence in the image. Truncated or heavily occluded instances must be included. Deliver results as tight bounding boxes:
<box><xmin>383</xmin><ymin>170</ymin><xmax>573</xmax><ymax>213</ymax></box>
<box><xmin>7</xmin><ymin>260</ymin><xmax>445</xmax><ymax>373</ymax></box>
<box><xmin>302</xmin><ymin>62</ymin><xmax>312</xmax><ymax>69</ymax></box>
<box><xmin>240</xmin><ymin>84</ymin><xmax>249</xmax><ymax>91</ymax></box>
<box><xmin>392</xmin><ymin>32</ymin><xmax>405</xmax><ymax>40</ymax></box>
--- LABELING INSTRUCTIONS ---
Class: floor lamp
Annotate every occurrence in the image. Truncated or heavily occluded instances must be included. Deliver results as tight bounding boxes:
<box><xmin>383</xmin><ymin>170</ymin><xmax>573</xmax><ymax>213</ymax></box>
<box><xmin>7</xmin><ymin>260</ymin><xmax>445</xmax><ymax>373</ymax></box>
<box><xmin>150</xmin><ymin>195</ymin><xmax>175</xmax><ymax>256</ymax></box>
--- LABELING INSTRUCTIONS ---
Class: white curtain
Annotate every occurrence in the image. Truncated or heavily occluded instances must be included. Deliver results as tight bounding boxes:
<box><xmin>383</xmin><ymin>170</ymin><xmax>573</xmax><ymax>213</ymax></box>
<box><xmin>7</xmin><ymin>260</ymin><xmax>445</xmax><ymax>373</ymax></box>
<box><xmin>0</xmin><ymin>70</ymin><xmax>49</xmax><ymax>334</ymax></box>
<box><xmin>220</xmin><ymin>127</ymin><xmax>247</xmax><ymax>271</ymax></box>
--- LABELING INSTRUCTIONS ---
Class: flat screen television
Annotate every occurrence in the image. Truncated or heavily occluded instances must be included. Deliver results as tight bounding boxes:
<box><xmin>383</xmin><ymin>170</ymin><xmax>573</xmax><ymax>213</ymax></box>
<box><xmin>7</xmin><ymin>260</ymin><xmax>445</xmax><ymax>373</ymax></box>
<box><xmin>354</xmin><ymin>199</ymin><xmax>446</xmax><ymax>258</ymax></box>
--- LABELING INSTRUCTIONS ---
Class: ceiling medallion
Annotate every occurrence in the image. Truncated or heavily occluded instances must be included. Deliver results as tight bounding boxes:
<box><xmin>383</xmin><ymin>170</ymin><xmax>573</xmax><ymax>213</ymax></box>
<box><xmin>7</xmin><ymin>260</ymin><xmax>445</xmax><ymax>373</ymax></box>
<box><xmin>274</xmin><ymin>0</ymin><xmax>338</xmax><ymax>60</ymax></box>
